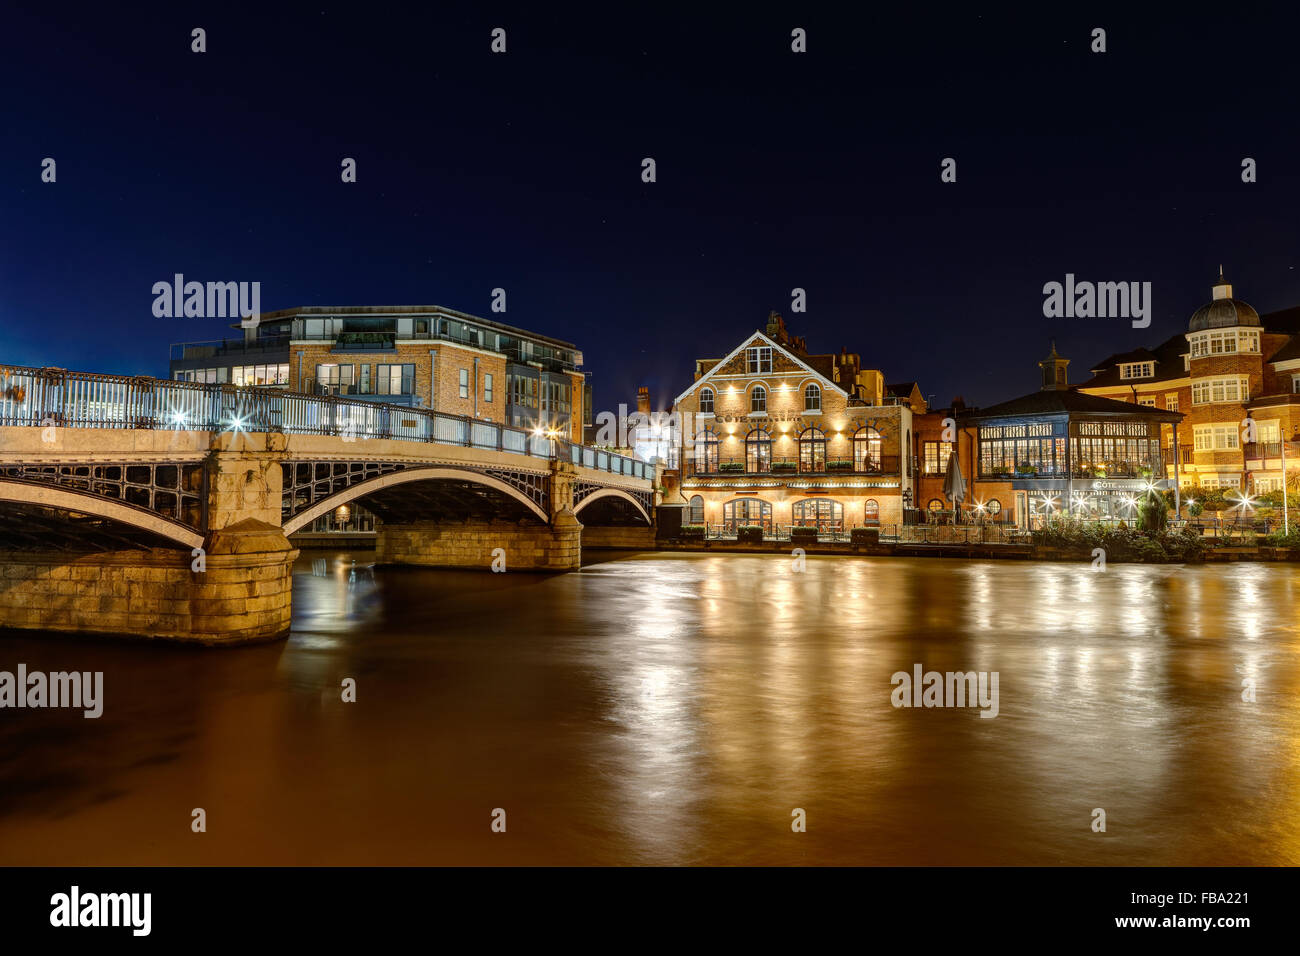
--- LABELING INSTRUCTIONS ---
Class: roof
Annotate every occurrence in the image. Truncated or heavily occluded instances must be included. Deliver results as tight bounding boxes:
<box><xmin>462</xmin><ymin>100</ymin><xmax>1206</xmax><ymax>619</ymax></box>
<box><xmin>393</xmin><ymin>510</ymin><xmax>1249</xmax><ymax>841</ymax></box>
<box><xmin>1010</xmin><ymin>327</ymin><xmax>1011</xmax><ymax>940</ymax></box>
<box><xmin>255</xmin><ymin>304</ymin><xmax>579</xmax><ymax>350</ymax></box>
<box><xmin>1077</xmin><ymin>334</ymin><xmax>1187</xmax><ymax>389</ymax></box>
<box><xmin>887</xmin><ymin>381</ymin><xmax>920</xmax><ymax>395</ymax></box>
<box><xmin>961</xmin><ymin>387</ymin><xmax>1182</xmax><ymax>422</ymax></box>
<box><xmin>672</xmin><ymin>329</ymin><xmax>848</xmax><ymax>406</ymax></box>
<box><xmin>1189</xmin><ymin>297</ymin><xmax>1261</xmax><ymax>332</ymax></box>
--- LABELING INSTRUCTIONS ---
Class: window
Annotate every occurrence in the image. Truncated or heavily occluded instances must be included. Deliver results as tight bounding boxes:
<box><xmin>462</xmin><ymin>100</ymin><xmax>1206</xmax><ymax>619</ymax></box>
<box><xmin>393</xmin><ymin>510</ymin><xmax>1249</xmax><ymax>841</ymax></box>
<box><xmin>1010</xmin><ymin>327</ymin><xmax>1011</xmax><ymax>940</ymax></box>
<box><xmin>986</xmin><ymin>499</ymin><xmax>1002</xmax><ymax>515</ymax></box>
<box><xmin>854</xmin><ymin>426</ymin><xmax>882</xmax><ymax>472</ymax></box>
<box><xmin>863</xmin><ymin>499</ymin><xmax>879</xmax><ymax>525</ymax></box>
<box><xmin>1292</xmin><ymin>375</ymin><xmax>1300</xmax><ymax>395</ymax></box>
<box><xmin>231</xmin><ymin>364</ymin><xmax>289</xmax><ymax>386</ymax></box>
<box><xmin>376</xmin><ymin>364</ymin><xmax>414</xmax><ymax>395</ymax></box>
<box><xmin>508</xmin><ymin>374</ymin><xmax>539</xmax><ymax>409</ymax></box>
<box><xmin>923</xmin><ymin>441</ymin><xmax>952</xmax><ymax>475</ymax></box>
<box><xmin>745</xmin><ymin>428</ymin><xmax>772</xmax><ymax>473</ymax></box>
<box><xmin>1190</xmin><ymin>330</ymin><xmax>1259</xmax><ymax>357</ymax></box>
<box><xmin>699</xmin><ymin>387</ymin><xmax>714</xmax><ymax>414</ymax></box>
<box><xmin>792</xmin><ymin>498</ymin><xmax>843</xmax><ymax>532</ymax></box>
<box><xmin>459</xmin><ymin>368</ymin><xmax>470</xmax><ymax>399</ymax></box>
<box><xmin>694</xmin><ymin>428</ymin><xmax>720</xmax><ymax>473</ymax></box>
<box><xmin>315</xmin><ymin>363</ymin><xmax>354</xmax><ymax>393</ymax></box>
<box><xmin>484</xmin><ymin>373</ymin><xmax>494</xmax><ymax>403</ymax></box>
<box><xmin>1137</xmin><ymin>396</ymin><xmax>1156</xmax><ymax>407</ymax></box>
<box><xmin>746</xmin><ymin>347</ymin><xmax>772</xmax><ymax>374</ymax></box>
<box><xmin>798</xmin><ymin>427</ymin><xmax>827</xmax><ymax>472</ymax></box>
<box><xmin>1120</xmin><ymin>362</ymin><xmax>1154</xmax><ymax>379</ymax></box>
<box><xmin>804</xmin><ymin>383</ymin><xmax>821</xmax><ymax>411</ymax></box>
<box><xmin>1191</xmin><ymin>377</ymin><xmax>1249</xmax><ymax>405</ymax></box>
<box><xmin>1193</xmin><ymin>425</ymin><xmax>1240</xmax><ymax>451</ymax></box>
<box><xmin>927</xmin><ymin>499</ymin><xmax>945</xmax><ymax>511</ymax></box>
<box><xmin>723</xmin><ymin>498</ymin><xmax>772</xmax><ymax>533</ymax></box>
<box><xmin>750</xmin><ymin>385</ymin><xmax>767</xmax><ymax>413</ymax></box>
<box><xmin>1165</xmin><ymin>393</ymin><xmax>1180</xmax><ymax>412</ymax></box>
<box><xmin>688</xmin><ymin>495</ymin><xmax>705</xmax><ymax>525</ymax></box>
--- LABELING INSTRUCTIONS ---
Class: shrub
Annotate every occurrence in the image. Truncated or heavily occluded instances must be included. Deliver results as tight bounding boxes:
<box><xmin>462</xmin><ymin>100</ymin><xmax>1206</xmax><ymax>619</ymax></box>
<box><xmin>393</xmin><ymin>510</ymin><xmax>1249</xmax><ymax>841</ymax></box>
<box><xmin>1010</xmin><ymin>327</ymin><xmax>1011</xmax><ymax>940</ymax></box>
<box><xmin>737</xmin><ymin>525</ymin><xmax>764</xmax><ymax>543</ymax></box>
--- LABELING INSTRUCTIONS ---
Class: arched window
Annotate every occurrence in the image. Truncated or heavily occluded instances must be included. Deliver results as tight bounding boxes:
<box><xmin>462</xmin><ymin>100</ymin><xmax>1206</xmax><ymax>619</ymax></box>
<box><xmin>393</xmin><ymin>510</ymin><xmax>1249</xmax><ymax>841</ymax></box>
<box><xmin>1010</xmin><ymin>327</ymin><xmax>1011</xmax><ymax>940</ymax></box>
<box><xmin>986</xmin><ymin>499</ymin><xmax>1001</xmax><ymax>517</ymax></box>
<box><xmin>792</xmin><ymin>498</ymin><xmax>844</xmax><ymax>532</ymax></box>
<box><xmin>688</xmin><ymin>495</ymin><xmax>705</xmax><ymax>525</ymax></box>
<box><xmin>804</xmin><ymin>383</ymin><xmax>821</xmax><ymax>411</ymax></box>
<box><xmin>863</xmin><ymin>499</ymin><xmax>880</xmax><ymax>526</ymax></box>
<box><xmin>723</xmin><ymin>498</ymin><xmax>772</xmax><ymax>533</ymax></box>
<box><xmin>694</xmin><ymin>427</ymin><xmax>719</xmax><ymax>473</ymax></box>
<box><xmin>745</xmin><ymin>428</ymin><xmax>772</xmax><ymax>473</ymax></box>
<box><xmin>798</xmin><ymin>426</ymin><xmax>827</xmax><ymax>472</ymax></box>
<box><xmin>854</xmin><ymin>426</ymin><xmax>882</xmax><ymax>472</ymax></box>
<box><xmin>750</xmin><ymin>385</ymin><xmax>767</xmax><ymax>413</ymax></box>
<box><xmin>699</xmin><ymin>388</ymin><xmax>714</xmax><ymax>414</ymax></box>
<box><xmin>927</xmin><ymin>498</ymin><xmax>944</xmax><ymax>511</ymax></box>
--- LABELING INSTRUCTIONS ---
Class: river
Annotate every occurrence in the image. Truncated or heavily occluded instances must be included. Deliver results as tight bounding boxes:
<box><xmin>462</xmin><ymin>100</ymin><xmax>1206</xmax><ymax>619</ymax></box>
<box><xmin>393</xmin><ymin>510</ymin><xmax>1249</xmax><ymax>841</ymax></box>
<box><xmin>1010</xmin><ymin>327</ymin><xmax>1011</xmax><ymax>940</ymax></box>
<box><xmin>2</xmin><ymin>551</ymin><xmax>1298</xmax><ymax>865</ymax></box>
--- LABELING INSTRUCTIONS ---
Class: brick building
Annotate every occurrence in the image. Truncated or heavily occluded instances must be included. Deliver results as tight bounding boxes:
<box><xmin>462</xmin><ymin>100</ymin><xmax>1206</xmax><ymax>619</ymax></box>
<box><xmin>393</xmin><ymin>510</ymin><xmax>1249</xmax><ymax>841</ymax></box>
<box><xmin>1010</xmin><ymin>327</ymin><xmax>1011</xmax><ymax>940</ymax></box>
<box><xmin>1077</xmin><ymin>270</ymin><xmax>1300</xmax><ymax>494</ymax></box>
<box><xmin>170</xmin><ymin>304</ymin><xmax>588</xmax><ymax>443</ymax></box>
<box><xmin>669</xmin><ymin>311</ymin><xmax>923</xmax><ymax>532</ymax></box>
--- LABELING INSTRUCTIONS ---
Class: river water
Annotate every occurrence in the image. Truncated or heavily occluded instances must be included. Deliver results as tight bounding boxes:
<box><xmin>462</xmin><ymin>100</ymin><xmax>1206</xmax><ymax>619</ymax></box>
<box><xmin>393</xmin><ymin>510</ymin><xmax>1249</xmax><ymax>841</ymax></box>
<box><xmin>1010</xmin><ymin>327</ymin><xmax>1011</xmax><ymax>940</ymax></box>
<box><xmin>2</xmin><ymin>551</ymin><xmax>1298</xmax><ymax>865</ymax></box>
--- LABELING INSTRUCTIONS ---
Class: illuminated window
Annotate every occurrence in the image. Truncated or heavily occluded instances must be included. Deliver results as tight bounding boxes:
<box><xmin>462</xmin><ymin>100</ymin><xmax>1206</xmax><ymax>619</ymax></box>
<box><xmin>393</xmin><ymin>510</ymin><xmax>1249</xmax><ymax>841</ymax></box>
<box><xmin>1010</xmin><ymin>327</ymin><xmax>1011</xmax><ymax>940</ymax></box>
<box><xmin>694</xmin><ymin>428</ymin><xmax>719</xmax><ymax>473</ymax></box>
<box><xmin>792</xmin><ymin>498</ymin><xmax>843</xmax><ymax>532</ymax></box>
<box><xmin>854</xmin><ymin>426</ymin><xmax>882</xmax><ymax>471</ymax></box>
<box><xmin>723</xmin><ymin>498</ymin><xmax>772</xmax><ymax>532</ymax></box>
<box><xmin>798</xmin><ymin>427</ymin><xmax>826</xmax><ymax>472</ymax></box>
<box><xmin>745</xmin><ymin>428</ymin><xmax>772</xmax><ymax>473</ymax></box>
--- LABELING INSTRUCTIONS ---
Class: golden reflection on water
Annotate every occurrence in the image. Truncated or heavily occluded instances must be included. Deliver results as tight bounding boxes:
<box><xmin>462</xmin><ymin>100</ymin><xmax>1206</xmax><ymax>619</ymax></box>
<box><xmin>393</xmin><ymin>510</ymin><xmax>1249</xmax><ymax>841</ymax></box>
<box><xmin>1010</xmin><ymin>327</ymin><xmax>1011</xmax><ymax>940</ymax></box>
<box><xmin>0</xmin><ymin>551</ymin><xmax>1298</xmax><ymax>865</ymax></box>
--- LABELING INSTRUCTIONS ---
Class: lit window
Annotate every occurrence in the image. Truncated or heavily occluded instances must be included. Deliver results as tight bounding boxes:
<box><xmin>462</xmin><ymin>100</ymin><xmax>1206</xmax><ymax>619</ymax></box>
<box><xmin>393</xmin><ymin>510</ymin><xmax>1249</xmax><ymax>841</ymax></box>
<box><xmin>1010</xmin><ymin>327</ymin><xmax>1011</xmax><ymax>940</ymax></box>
<box><xmin>1119</xmin><ymin>362</ymin><xmax>1154</xmax><ymax>379</ymax></box>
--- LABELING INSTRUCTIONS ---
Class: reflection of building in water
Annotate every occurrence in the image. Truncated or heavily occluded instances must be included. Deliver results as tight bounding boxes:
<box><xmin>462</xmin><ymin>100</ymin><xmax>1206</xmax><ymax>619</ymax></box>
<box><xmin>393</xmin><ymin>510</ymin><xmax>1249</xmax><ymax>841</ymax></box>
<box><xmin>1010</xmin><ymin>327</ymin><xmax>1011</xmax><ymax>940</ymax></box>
<box><xmin>291</xmin><ymin>502</ymin><xmax>378</xmax><ymax>548</ymax></box>
<box><xmin>913</xmin><ymin>344</ymin><xmax>1183</xmax><ymax>528</ymax></box>
<box><xmin>667</xmin><ymin>311</ymin><xmax>925</xmax><ymax>532</ymax></box>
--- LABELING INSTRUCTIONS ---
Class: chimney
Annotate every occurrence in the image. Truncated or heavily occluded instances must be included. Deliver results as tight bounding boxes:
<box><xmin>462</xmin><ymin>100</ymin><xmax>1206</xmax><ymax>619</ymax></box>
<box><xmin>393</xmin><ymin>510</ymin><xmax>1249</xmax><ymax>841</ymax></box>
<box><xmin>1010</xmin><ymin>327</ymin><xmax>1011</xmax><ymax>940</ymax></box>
<box><xmin>636</xmin><ymin>386</ymin><xmax>650</xmax><ymax>415</ymax></box>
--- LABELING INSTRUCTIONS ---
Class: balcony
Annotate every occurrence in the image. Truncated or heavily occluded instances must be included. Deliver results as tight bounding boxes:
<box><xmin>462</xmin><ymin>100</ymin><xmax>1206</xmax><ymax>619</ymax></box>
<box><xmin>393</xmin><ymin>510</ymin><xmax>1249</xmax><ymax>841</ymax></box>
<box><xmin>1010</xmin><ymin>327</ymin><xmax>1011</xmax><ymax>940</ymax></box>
<box><xmin>683</xmin><ymin>455</ymin><xmax>900</xmax><ymax>479</ymax></box>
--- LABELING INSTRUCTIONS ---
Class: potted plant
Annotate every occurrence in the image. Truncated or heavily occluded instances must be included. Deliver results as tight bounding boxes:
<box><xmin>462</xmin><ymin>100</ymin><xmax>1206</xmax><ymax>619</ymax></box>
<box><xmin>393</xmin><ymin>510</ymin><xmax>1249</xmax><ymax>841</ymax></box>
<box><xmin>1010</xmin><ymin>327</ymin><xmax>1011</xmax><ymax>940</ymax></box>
<box><xmin>738</xmin><ymin>524</ymin><xmax>764</xmax><ymax>544</ymax></box>
<box><xmin>678</xmin><ymin>524</ymin><xmax>705</xmax><ymax>541</ymax></box>
<box><xmin>826</xmin><ymin>459</ymin><xmax>855</xmax><ymax>473</ymax></box>
<box><xmin>790</xmin><ymin>526</ymin><xmax>818</xmax><ymax>544</ymax></box>
<box><xmin>851</xmin><ymin>526</ymin><xmax>879</xmax><ymax>546</ymax></box>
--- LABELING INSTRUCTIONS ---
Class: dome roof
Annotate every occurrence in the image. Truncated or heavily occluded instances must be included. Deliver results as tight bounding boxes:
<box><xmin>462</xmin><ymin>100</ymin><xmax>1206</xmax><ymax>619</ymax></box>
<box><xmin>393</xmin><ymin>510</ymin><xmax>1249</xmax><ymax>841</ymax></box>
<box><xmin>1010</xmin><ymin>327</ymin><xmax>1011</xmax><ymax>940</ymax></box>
<box><xmin>1188</xmin><ymin>268</ymin><xmax>1260</xmax><ymax>332</ymax></box>
<box><xmin>1189</xmin><ymin>297</ymin><xmax>1260</xmax><ymax>331</ymax></box>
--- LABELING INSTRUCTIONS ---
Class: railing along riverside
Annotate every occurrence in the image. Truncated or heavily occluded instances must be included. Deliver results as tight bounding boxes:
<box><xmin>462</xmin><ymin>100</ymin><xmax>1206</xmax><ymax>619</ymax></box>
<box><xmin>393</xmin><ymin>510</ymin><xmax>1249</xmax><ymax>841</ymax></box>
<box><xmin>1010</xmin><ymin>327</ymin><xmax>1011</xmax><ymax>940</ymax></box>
<box><xmin>0</xmin><ymin>364</ymin><xmax>652</xmax><ymax>481</ymax></box>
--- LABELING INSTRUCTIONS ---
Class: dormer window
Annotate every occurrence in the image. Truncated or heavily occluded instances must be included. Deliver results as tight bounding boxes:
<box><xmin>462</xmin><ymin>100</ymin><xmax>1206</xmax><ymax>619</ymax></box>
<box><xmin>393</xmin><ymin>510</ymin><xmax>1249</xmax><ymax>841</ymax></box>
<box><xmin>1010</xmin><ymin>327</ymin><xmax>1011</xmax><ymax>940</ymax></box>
<box><xmin>1119</xmin><ymin>361</ymin><xmax>1154</xmax><ymax>379</ymax></box>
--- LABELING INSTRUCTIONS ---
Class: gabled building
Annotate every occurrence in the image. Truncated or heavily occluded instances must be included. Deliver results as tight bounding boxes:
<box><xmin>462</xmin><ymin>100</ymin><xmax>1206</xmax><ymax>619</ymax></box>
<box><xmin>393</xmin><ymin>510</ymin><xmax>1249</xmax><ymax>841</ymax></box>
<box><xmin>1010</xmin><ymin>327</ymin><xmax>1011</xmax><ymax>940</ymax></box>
<box><xmin>1077</xmin><ymin>270</ymin><xmax>1300</xmax><ymax>493</ymax></box>
<box><xmin>670</xmin><ymin>312</ymin><xmax>919</xmax><ymax>532</ymax></box>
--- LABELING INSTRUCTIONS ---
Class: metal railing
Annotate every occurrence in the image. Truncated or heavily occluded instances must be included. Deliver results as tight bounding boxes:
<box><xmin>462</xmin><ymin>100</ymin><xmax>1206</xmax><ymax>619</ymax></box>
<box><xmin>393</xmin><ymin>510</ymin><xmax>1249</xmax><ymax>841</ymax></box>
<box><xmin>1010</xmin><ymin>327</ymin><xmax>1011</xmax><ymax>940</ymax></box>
<box><xmin>0</xmin><ymin>364</ymin><xmax>653</xmax><ymax>481</ymax></box>
<box><xmin>688</xmin><ymin>523</ymin><xmax>1029</xmax><ymax>545</ymax></box>
<box><xmin>682</xmin><ymin>454</ymin><xmax>901</xmax><ymax>478</ymax></box>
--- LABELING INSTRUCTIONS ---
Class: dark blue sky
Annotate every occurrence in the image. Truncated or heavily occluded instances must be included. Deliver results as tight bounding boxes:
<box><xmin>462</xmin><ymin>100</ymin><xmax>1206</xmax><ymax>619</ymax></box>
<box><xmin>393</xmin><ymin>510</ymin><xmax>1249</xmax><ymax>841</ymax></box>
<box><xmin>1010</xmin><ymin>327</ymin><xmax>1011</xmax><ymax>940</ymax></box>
<box><xmin>4</xmin><ymin>4</ymin><xmax>1300</xmax><ymax>411</ymax></box>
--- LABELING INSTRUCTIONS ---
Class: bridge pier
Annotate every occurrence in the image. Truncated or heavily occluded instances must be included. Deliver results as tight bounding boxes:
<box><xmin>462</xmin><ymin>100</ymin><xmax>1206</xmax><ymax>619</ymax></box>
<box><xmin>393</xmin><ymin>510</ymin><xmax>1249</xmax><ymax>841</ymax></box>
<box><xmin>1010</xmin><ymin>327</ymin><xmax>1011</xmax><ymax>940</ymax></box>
<box><xmin>374</xmin><ymin>459</ymin><xmax>584</xmax><ymax>572</ymax></box>
<box><xmin>0</xmin><ymin>434</ymin><xmax>298</xmax><ymax>645</ymax></box>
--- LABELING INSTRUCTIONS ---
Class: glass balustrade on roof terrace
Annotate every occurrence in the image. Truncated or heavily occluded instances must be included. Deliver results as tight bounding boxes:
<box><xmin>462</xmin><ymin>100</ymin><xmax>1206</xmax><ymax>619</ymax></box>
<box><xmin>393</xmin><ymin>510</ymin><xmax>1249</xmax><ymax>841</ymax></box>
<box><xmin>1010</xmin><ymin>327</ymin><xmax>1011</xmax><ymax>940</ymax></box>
<box><xmin>289</xmin><ymin>316</ymin><xmax>578</xmax><ymax>371</ymax></box>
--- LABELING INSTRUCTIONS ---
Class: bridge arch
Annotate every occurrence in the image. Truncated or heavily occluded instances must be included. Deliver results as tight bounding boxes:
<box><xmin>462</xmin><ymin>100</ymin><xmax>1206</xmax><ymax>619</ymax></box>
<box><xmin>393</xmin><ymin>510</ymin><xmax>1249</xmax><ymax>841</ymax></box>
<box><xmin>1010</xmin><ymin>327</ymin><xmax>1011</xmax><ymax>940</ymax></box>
<box><xmin>282</xmin><ymin>466</ymin><xmax>550</xmax><ymax>534</ymax></box>
<box><xmin>573</xmin><ymin>487</ymin><xmax>651</xmax><ymax>525</ymax></box>
<box><xmin>0</xmin><ymin>480</ymin><xmax>204</xmax><ymax>549</ymax></box>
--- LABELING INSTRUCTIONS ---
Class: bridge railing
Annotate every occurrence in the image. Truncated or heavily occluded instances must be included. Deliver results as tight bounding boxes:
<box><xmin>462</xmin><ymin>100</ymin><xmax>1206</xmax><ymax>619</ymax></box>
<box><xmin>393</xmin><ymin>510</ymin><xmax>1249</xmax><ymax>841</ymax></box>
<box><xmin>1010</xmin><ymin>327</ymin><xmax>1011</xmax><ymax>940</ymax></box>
<box><xmin>0</xmin><ymin>363</ymin><xmax>653</xmax><ymax>480</ymax></box>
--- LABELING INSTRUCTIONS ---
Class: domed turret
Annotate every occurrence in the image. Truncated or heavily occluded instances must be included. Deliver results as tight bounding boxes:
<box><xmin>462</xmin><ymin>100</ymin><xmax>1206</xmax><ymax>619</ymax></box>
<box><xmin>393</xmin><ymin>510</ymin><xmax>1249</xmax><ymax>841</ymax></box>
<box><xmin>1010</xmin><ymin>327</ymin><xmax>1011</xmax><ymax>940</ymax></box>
<box><xmin>1188</xmin><ymin>266</ymin><xmax>1260</xmax><ymax>332</ymax></box>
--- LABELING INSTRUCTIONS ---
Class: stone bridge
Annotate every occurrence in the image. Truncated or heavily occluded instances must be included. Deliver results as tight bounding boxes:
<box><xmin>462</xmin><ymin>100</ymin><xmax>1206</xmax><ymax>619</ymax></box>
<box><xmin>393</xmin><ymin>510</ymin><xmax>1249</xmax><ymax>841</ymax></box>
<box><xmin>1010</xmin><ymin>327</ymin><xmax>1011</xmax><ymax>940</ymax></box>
<box><xmin>0</xmin><ymin>365</ymin><xmax>657</xmax><ymax>644</ymax></box>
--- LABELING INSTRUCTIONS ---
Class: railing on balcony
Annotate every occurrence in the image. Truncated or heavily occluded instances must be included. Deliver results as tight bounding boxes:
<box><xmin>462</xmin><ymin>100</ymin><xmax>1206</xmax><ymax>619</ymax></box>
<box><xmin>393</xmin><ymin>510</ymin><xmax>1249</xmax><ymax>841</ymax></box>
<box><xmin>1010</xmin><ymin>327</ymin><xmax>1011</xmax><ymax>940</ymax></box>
<box><xmin>168</xmin><ymin>336</ymin><xmax>290</xmax><ymax>362</ymax></box>
<box><xmin>682</xmin><ymin>455</ymin><xmax>901</xmax><ymax>478</ymax></box>
<box><xmin>1244</xmin><ymin>442</ymin><xmax>1286</xmax><ymax>460</ymax></box>
<box><xmin>0</xmin><ymin>364</ymin><xmax>652</xmax><ymax>481</ymax></box>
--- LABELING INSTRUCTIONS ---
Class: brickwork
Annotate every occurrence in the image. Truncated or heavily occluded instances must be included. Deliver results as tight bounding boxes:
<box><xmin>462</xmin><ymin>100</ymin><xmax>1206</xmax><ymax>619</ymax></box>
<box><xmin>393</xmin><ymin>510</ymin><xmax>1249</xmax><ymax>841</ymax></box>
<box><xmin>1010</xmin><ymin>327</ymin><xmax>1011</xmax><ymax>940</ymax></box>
<box><xmin>376</xmin><ymin>514</ymin><xmax>581</xmax><ymax>571</ymax></box>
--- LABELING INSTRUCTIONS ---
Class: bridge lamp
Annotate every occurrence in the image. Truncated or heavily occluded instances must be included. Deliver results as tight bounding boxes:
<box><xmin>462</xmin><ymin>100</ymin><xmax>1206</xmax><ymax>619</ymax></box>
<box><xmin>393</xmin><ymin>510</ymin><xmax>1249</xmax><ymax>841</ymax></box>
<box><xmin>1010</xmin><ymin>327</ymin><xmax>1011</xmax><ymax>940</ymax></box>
<box><xmin>228</xmin><ymin>415</ymin><xmax>247</xmax><ymax>433</ymax></box>
<box><xmin>169</xmin><ymin>410</ymin><xmax>188</xmax><ymax>428</ymax></box>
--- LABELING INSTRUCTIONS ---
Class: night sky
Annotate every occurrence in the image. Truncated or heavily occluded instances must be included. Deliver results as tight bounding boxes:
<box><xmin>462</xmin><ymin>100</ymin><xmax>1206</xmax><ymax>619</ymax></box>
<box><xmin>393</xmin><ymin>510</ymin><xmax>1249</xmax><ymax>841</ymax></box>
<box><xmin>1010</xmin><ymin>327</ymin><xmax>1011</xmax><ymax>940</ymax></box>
<box><xmin>4</xmin><ymin>5</ymin><xmax>1300</xmax><ymax>412</ymax></box>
